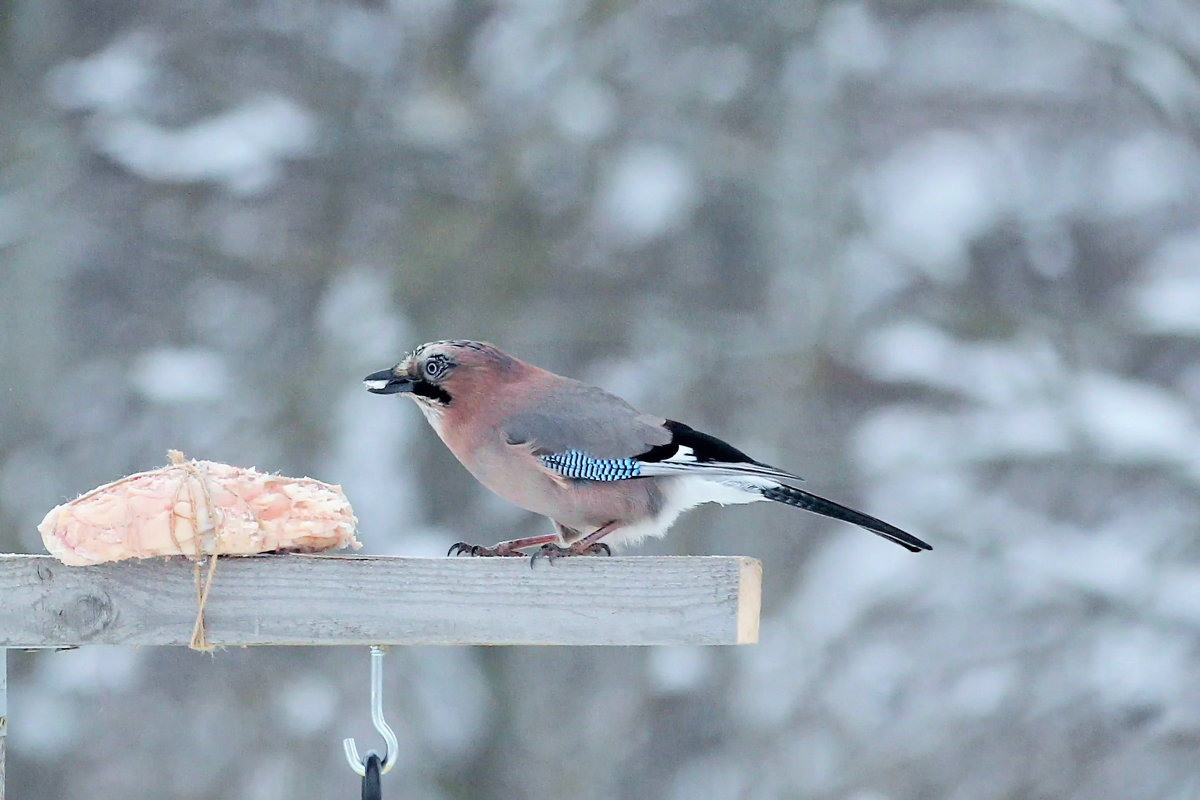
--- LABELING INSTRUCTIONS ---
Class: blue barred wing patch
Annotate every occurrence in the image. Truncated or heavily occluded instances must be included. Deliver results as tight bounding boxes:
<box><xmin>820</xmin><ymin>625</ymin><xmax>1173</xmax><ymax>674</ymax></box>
<box><xmin>538</xmin><ymin>450</ymin><xmax>642</xmax><ymax>481</ymax></box>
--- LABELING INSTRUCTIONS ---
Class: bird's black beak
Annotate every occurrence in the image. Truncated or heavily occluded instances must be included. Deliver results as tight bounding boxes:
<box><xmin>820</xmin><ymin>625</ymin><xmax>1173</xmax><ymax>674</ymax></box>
<box><xmin>363</xmin><ymin>368</ymin><xmax>414</xmax><ymax>395</ymax></box>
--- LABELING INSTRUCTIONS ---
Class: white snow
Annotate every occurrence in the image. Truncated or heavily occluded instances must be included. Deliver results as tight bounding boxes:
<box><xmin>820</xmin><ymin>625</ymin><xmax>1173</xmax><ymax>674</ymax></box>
<box><xmin>276</xmin><ymin>674</ymin><xmax>340</xmax><ymax>735</ymax></box>
<box><xmin>1127</xmin><ymin>229</ymin><xmax>1200</xmax><ymax>336</ymax></box>
<box><xmin>39</xmin><ymin>646</ymin><xmax>144</xmax><ymax>693</ymax></box>
<box><xmin>44</xmin><ymin>31</ymin><xmax>158</xmax><ymax>113</ymax></box>
<box><xmin>857</xmin><ymin>131</ymin><xmax>1006</xmax><ymax>279</ymax></box>
<box><xmin>1098</xmin><ymin>133</ymin><xmax>1197</xmax><ymax>216</ymax></box>
<box><xmin>1072</xmin><ymin>372</ymin><xmax>1200</xmax><ymax>469</ymax></box>
<box><xmin>818</xmin><ymin>2</ymin><xmax>891</xmax><ymax>79</ymax></box>
<box><xmin>551</xmin><ymin>79</ymin><xmax>618</xmax><ymax>143</ymax></box>
<box><xmin>949</xmin><ymin>663</ymin><xmax>1017</xmax><ymax>717</ymax></box>
<box><xmin>647</xmin><ymin>646</ymin><xmax>713</xmax><ymax>695</ymax></box>
<box><xmin>1007</xmin><ymin>534</ymin><xmax>1151</xmax><ymax>602</ymax></box>
<box><xmin>857</xmin><ymin>321</ymin><xmax>1062</xmax><ymax>405</ymax></box>
<box><xmin>596</xmin><ymin>144</ymin><xmax>699</xmax><ymax>245</ymax></box>
<box><xmin>853</xmin><ymin>403</ymin><xmax>1072</xmax><ymax>473</ymax></box>
<box><xmin>856</xmin><ymin>326</ymin><xmax>1200</xmax><ymax>479</ymax></box>
<box><xmin>87</xmin><ymin>95</ymin><xmax>317</xmax><ymax>195</ymax></box>
<box><xmin>1089</xmin><ymin>625</ymin><xmax>1189</xmax><ymax>710</ymax></box>
<box><xmin>129</xmin><ymin>346</ymin><xmax>230</xmax><ymax>402</ymax></box>
<box><xmin>316</xmin><ymin>266</ymin><xmax>409</xmax><ymax>363</ymax></box>
<box><xmin>1151</xmin><ymin>567</ymin><xmax>1200</xmax><ymax>626</ymax></box>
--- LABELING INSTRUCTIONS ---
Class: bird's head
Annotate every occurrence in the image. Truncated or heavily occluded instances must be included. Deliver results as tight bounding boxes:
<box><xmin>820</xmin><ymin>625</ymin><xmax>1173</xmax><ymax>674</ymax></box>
<box><xmin>363</xmin><ymin>340</ymin><xmax>514</xmax><ymax>408</ymax></box>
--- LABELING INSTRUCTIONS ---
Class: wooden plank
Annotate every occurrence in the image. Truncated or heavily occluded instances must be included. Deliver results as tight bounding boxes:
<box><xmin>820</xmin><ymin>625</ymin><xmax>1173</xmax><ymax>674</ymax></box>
<box><xmin>0</xmin><ymin>555</ymin><xmax>760</xmax><ymax>647</ymax></box>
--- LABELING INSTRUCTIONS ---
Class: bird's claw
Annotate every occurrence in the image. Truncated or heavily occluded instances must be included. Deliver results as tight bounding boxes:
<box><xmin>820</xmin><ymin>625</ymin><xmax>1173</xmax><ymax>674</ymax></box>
<box><xmin>529</xmin><ymin>541</ymin><xmax>612</xmax><ymax>566</ymax></box>
<box><xmin>447</xmin><ymin>541</ymin><xmax>523</xmax><ymax>557</ymax></box>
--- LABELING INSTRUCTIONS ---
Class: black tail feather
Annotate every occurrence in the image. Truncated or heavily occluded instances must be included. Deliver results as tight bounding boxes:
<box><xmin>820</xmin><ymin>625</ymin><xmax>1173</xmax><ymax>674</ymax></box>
<box><xmin>760</xmin><ymin>485</ymin><xmax>931</xmax><ymax>553</ymax></box>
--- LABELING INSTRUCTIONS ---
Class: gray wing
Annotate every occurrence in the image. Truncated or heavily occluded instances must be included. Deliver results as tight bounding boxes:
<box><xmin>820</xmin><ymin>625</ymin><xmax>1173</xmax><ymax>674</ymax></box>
<box><xmin>502</xmin><ymin>380</ymin><xmax>671</xmax><ymax>459</ymax></box>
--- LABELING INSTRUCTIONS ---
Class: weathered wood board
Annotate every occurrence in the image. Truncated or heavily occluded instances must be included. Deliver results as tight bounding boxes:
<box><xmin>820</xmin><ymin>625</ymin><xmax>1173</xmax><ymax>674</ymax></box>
<box><xmin>0</xmin><ymin>555</ymin><xmax>761</xmax><ymax>647</ymax></box>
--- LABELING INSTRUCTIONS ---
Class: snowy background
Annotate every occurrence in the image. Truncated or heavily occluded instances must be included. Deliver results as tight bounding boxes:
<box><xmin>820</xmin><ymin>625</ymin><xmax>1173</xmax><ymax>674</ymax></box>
<box><xmin>4</xmin><ymin>1</ymin><xmax>1200</xmax><ymax>798</ymax></box>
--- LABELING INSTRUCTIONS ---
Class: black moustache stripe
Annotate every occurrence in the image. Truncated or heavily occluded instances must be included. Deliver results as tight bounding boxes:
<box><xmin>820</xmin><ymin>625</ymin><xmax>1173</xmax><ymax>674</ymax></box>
<box><xmin>412</xmin><ymin>380</ymin><xmax>452</xmax><ymax>405</ymax></box>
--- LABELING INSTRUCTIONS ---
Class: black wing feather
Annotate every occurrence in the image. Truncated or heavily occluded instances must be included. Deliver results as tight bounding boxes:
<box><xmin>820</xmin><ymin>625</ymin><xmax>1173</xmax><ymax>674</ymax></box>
<box><xmin>638</xmin><ymin>420</ymin><xmax>761</xmax><ymax>465</ymax></box>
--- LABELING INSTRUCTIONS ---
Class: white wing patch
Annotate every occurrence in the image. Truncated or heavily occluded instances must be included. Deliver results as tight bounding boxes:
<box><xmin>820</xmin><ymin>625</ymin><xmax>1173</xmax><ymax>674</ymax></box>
<box><xmin>661</xmin><ymin>445</ymin><xmax>697</xmax><ymax>463</ymax></box>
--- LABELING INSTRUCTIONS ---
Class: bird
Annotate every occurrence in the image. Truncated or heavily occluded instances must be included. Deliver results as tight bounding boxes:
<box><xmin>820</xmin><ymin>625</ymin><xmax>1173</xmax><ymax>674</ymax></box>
<box><xmin>363</xmin><ymin>340</ymin><xmax>931</xmax><ymax>558</ymax></box>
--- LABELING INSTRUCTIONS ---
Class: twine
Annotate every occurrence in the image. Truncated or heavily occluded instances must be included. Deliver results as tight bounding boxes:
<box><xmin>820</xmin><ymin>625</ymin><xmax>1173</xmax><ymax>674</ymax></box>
<box><xmin>166</xmin><ymin>450</ymin><xmax>222</xmax><ymax>652</ymax></box>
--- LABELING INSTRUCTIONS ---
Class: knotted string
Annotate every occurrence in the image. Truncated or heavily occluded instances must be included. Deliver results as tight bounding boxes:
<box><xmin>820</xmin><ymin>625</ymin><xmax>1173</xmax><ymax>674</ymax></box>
<box><xmin>166</xmin><ymin>450</ymin><xmax>223</xmax><ymax>651</ymax></box>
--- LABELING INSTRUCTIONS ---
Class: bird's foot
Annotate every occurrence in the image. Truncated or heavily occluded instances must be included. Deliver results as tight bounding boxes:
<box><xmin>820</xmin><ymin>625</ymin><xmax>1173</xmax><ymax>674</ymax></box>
<box><xmin>447</xmin><ymin>541</ymin><xmax>526</xmax><ymax>557</ymax></box>
<box><xmin>529</xmin><ymin>541</ymin><xmax>612</xmax><ymax>565</ymax></box>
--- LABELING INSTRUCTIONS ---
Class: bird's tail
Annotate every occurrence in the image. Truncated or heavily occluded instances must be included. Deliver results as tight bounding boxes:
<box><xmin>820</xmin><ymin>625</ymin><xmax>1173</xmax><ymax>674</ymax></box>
<box><xmin>760</xmin><ymin>484</ymin><xmax>931</xmax><ymax>552</ymax></box>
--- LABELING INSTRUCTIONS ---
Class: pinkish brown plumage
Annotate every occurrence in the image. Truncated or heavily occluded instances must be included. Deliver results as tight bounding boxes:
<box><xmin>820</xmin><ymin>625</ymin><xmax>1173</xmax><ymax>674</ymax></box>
<box><xmin>365</xmin><ymin>340</ymin><xmax>930</xmax><ymax>558</ymax></box>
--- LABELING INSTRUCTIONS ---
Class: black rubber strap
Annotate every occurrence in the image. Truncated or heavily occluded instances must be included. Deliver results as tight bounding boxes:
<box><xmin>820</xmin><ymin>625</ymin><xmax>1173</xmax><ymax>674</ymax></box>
<box><xmin>361</xmin><ymin>751</ymin><xmax>382</xmax><ymax>800</ymax></box>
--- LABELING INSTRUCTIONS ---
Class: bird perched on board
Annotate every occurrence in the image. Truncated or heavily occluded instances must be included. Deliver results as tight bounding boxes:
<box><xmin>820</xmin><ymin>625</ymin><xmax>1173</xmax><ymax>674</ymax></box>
<box><xmin>364</xmin><ymin>340</ymin><xmax>931</xmax><ymax>559</ymax></box>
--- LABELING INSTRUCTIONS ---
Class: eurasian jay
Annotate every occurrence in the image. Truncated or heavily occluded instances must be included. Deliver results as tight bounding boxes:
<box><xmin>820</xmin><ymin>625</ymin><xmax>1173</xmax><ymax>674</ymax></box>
<box><xmin>364</xmin><ymin>340</ymin><xmax>931</xmax><ymax>558</ymax></box>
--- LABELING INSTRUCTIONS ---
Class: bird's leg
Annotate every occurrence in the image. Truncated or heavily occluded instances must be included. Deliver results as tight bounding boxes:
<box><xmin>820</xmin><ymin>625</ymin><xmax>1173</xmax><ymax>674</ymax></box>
<box><xmin>532</xmin><ymin>521</ymin><xmax>618</xmax><ymax>563</ymax></box>
<box><xmin>447</xmin><ymin>533</ymin><xmax>560</xmax><ymax>557</ymax></box>
<box><xmin>571</xmin><ymin>521</ymin><xmax>621</xmax><ymax>554</ymax></box>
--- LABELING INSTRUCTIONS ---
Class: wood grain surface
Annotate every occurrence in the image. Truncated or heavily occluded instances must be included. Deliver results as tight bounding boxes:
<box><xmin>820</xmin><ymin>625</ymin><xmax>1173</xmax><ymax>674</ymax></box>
<box><xmin>0</xmin><ymin>554</ymin><xmax>761</xmax><ymax>647</ymax></box>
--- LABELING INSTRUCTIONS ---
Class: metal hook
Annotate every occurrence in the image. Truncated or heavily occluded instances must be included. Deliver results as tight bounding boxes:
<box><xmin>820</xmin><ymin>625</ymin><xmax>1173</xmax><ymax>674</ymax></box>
<box><xmin>343</xmin><ymin>645</ymin><xmax>399</xmax><ymax>776</ymax></box>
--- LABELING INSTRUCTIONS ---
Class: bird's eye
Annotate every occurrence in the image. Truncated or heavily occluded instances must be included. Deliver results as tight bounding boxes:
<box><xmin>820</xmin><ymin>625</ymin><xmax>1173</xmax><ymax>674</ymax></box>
<box><xmin>423</xmin><ymin>359</ymin><xmax>444</xmax><ymax>379</ymax></box>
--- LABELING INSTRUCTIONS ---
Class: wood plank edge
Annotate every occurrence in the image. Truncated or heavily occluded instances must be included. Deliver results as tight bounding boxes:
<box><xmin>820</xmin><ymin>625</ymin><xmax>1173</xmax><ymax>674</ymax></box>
<box><xmin>736</xmin><ymin>557</ymin><xmax>762</xmax><ymax>644</ymax></box>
